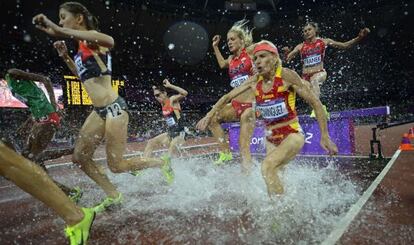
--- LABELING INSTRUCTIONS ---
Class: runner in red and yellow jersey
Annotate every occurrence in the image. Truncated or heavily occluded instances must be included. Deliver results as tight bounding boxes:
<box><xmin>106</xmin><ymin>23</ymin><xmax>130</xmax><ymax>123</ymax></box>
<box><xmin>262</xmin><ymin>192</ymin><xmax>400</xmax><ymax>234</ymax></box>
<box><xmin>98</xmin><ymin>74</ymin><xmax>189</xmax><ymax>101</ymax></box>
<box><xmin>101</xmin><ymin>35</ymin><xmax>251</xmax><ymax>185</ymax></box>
<box><xmin>197</xmin><ymin>41</ymin><xmax>338</xmax><ymax>197</ymax></box>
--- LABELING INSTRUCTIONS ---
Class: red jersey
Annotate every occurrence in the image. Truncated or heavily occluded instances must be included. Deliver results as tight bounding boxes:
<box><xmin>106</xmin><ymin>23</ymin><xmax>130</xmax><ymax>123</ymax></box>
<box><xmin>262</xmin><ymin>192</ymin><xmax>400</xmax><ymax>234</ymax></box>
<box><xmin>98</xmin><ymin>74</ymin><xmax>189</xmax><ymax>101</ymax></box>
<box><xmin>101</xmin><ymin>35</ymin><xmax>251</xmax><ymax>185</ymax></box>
<box><xmin>255</xmin><ymin>66</ymin><xmax>297</xmax><ymax>127</ymax></box>
<box><xmin>74</xmin><ymin>41</ymin><xmax>112</xmax><ymax>81</ymax></box>
<box><xmin>300</xmin><ymin>38</ymin><xmax>326</xmax><ymax>68</ymax></box>
<box><xmin>162</xmin><ymin>99</ymin><xmax>181</xmax><ymax>127</ymax></box>
<box><xmin>228</xmin><ymin>48</ymin><xmax>253</xmax><ymax>88</ymax></box>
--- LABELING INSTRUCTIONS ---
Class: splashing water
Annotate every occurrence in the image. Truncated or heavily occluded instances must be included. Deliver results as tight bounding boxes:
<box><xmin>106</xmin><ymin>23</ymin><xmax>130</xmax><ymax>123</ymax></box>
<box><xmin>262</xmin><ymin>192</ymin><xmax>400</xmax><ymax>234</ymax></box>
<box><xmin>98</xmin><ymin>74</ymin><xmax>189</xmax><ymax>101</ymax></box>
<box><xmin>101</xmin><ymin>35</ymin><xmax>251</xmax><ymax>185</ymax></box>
<box><xmin>95</xmin><ymin>155</ymin><xmax>361</xmax><ymax>244</ymax></box>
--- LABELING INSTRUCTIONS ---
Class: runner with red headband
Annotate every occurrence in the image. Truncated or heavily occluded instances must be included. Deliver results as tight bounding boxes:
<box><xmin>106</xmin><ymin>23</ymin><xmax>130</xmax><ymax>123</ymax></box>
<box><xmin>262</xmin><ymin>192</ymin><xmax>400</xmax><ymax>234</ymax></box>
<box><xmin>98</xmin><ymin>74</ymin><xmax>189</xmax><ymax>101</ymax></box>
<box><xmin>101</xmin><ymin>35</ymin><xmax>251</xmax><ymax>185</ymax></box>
<box><xmin>208</xmin><ymin>19</ymin><xmax>256</xmax><ymax>173</ymax></box>
<box><xmin>197</xmin><ymin>40</ymin><xmax>338</xmax><ymax>197</ymax></box>
<box><xmin>283</xmin><ymin>22</ymin><xmax>370</xmax><ymax>118</ymax></box>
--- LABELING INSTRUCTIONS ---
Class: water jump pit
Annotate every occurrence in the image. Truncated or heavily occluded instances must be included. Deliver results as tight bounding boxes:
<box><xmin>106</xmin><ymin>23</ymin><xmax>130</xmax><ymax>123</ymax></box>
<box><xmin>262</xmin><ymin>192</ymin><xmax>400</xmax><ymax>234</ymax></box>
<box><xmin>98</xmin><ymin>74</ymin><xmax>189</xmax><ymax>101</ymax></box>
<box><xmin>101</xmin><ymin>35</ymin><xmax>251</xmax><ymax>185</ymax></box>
<box><xmin>3</xmin><ymin>151</ymin><xmax>409</xmax><ymax>244</ymax></box>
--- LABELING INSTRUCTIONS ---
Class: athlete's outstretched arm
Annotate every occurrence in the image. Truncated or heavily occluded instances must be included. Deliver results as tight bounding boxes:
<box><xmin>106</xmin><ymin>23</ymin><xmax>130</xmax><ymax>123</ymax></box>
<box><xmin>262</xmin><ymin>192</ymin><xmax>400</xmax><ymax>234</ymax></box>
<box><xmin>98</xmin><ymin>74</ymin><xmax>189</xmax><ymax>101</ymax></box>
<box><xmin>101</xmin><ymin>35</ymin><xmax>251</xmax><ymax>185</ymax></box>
<box><xmin>282</xmin><ymin>68</ymin><xmax>337</xmax><ymax>155</ymax></box>
<box><xmin>324</xmin><ymin>28</ymin><xmax>370</xmax><ymax>49</ymax></box>
<box><xmin>33</xmin><ymin>14</ymin><xmax>114</xmax><ymax>48</ymax></box>
<box><xmin>53</xmin><ymin>41</ymin><xmax>78</xmax><ymax>77</ymax></box>
<box><xmin>212</xmin><ymin>35</ymin><xmax>229</xmax><ymax>69</ymax></box>
<box><xmin>284</xmin><ymin>43</ymin><xmax>302</xmax><ymax>63</ymax></box>
<box><xmin>163</xmin><ymin>79</ymin><xmax>188</xmax><ymax>103</ymax></box>
<box><xmin>196</xmin><ymin>75</ymin><xmax>256</xmax><ymax>131</ymax></box>
<box><xmin>7</xmin><ymin>68</ymin><xmax>57</xmax><ymax>108</ymax></box>
<box><xmin>209</xmin><ymin>76</ymin><xmax>255</xmax><ymax>117</ymax></box>
<box><xmin>7</xmin><ymin>68</ymin><xmax>47</xmax><ymax>82</ymax></box>
<box><xmin>38</xmin><ymin>77</ymin><xmax>57</xmax><ymax>109</ymax></box>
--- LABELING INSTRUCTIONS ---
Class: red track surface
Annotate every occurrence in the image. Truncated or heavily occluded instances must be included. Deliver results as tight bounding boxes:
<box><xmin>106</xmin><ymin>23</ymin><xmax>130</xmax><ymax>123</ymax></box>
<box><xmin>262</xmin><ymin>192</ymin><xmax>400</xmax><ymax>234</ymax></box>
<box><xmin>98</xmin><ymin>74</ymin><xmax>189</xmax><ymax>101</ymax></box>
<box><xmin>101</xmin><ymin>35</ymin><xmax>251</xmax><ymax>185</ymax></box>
<box><xmin>339</xmin><ymin>151</ymin><xmax>414</xmax><ymax>244</ymax></box>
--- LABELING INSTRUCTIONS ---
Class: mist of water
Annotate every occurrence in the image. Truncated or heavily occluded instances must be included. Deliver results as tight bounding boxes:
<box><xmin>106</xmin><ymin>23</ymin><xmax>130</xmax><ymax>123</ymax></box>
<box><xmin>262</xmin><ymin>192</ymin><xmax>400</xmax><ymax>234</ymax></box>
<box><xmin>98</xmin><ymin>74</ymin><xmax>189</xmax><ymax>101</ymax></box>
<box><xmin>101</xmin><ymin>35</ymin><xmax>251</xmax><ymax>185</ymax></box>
<box><xmin>101</xmin><ymin>156</ymin><xmax>361</xmax><ymax>243</ymax></box>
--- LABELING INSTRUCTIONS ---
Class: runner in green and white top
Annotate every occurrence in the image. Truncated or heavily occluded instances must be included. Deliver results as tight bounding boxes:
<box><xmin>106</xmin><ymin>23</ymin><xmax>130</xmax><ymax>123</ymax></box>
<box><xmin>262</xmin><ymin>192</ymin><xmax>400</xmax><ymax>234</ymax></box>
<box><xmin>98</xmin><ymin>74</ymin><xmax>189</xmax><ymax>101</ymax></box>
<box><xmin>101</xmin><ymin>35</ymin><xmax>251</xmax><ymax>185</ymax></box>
<box><xmin>4</xmin><ymin>68</ymin><xmax>81</xmax><ymax>202</ymax></box>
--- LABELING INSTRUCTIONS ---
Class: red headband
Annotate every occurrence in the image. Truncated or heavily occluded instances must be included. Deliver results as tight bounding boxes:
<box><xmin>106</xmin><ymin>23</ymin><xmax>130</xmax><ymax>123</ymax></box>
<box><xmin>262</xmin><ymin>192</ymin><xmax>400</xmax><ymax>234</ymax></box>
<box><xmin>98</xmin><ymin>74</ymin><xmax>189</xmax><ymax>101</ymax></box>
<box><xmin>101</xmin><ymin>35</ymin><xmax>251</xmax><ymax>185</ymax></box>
<box><xmin>253</xmin><ymin>43</ymin><xmax>278</xmax><ymax>55</ymax></box>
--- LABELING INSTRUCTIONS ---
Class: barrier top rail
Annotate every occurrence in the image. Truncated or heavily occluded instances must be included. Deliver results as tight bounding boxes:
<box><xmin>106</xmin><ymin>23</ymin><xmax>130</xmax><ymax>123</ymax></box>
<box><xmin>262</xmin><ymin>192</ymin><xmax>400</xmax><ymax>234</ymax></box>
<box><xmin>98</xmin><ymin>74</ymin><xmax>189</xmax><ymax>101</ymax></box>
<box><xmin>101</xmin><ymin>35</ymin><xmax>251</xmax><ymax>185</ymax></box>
<box><xmin>300</xmin><ymin>106</ymin><xmax>390</xmax><ymax>121</ymax></box>
<box><xmin>222</xmin><ymin>106</ymin><xmax>390</xmax><ymax>129</ymax></box>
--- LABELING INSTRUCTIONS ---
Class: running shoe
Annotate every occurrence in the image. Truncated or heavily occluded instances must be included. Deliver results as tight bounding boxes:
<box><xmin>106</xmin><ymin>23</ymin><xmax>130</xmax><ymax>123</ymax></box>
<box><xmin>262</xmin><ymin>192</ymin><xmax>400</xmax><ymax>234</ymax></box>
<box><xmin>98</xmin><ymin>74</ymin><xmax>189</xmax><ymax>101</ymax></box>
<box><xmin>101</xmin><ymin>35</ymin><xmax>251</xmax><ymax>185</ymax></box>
<box><xmin>161</xmin><ymin>154</ymin><xmax>174</xmax><ymax>184</ymax></box>
<box><xmin>310</xmin><ymin>105</ymin><xmax>330</xmax><ymax>120</ymax></box>
<box><xmin>65</xmin><ymin>207</ymin><xmax>95</xmax><ymax>245</ymax></box>
<box><xmin>271</xmin><ymin>220</ymin><xmax>279</xmax><ymax>233</ymax></box>
<box><xmin>323</xmin><ymin>105</ymin><xmax>330</xmax><ymax>120</ymax></box>
<box><xmin>310</xmin><ymin>109</ymin><xmax>316</xmax><ymax>118</ymax></box>
<box><xmin>68</xmin><ymin>187</ymin><xmax>83</xmax><ymax>204</ymax></box>
<box><xmin>93</xmin><ymin>193</ymin><xmax>123</xmax><ymax>213</ymax></box>
<box><xmin>214</xmin><ymin>151</ymin><xmax>233</xmax><ymax>165</ymax></box>
<box><xmin>130</xmin><ymin>170</ymin><xmax>143</xmax><ymax>177</ymax></box>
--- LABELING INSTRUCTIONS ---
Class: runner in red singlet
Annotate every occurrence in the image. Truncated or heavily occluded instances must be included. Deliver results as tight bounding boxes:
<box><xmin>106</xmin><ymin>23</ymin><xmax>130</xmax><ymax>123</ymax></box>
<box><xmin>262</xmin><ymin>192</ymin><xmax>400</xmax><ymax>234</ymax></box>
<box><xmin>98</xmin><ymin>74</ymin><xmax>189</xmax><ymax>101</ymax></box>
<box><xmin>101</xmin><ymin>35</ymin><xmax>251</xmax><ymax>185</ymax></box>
<box><xmin>205</xmin><ymin>20</ymin><xmax>256</xmax><ymax>173</ymax></box>
<box><xmin>130</xmin><ymin>79</ymin><xmax>188</xmax><ymax>184</ymax></box>
<box><xmin>283</xmin><ymin>22</ymin><xmax>370</xmax><ymax>117</ymax></box>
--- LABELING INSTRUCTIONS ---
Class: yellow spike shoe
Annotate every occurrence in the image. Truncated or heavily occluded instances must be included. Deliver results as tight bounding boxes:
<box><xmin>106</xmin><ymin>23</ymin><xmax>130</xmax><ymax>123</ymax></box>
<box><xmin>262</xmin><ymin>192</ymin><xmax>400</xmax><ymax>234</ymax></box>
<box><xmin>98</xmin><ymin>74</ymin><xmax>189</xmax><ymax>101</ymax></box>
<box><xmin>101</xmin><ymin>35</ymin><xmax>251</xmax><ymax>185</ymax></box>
<box><xmin>161</xmin><ymin>154</ymin><xmax>174</xmax><ymax>185</ymax></box>
<box><xmin>68</xmin><ymin>187</ymin><xmax>83</xmax><ymax>204</ymax></box>
<box><xmin>65</xmin><ymin>207</ymin><xmax>95</xmax><ymax>245</ymax></box>
<box><xmin>214</xmin><ymin>151</ymin><xmax>233</xmax><ymax>166</ymax></box>
<box><xmin>93</xmin><ymin>193</ymin><xmax>123</xmax><ymax>213</ymax></box>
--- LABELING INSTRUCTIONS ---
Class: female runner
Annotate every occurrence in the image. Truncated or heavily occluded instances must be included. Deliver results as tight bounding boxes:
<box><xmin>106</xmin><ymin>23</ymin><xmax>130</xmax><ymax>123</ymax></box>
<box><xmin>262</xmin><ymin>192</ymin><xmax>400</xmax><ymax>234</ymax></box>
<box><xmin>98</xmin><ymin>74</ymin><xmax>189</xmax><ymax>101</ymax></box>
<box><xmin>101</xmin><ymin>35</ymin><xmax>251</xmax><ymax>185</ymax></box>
<box><xmin>198</xmin><ymin>41</ymin><xmax>338</xmax><ymax>196</ymax></box>
<box><xmin>283</xmin><ymin>22</ymin><xmax>370</xmax><ymax>117</ymax></box>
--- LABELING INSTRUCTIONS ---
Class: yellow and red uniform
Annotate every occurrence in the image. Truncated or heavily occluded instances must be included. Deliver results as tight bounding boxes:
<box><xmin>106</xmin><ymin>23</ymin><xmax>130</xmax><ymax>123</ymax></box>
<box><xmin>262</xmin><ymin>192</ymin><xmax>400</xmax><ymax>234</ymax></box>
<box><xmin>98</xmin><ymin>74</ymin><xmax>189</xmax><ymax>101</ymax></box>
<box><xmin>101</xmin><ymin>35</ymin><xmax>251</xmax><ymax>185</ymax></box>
<box><xmin>255</xmin><ymin>65</ymin><xmax>302</xmax><ymax>145</ymax></box>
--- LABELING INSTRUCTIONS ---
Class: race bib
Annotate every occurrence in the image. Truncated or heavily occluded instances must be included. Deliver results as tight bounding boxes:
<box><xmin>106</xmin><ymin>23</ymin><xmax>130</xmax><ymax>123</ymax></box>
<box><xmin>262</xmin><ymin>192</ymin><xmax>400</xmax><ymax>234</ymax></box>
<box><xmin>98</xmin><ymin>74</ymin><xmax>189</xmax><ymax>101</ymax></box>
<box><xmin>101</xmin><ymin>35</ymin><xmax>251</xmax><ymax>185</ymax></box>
<box><xmin>106</xmin><ymin>102</ymin><xmax>122</xmax><ymax>118</ymax></box>
<box><xmin>166</xmin><ymin>116</ymin><xmax>176</xmax><ymax>127</ymax></box>
<box><xmin>303</xmin><ymin>54</ymin><xmax>322</xmax><ymax>67</ymax></box>
<box><xmin>74</xmin><ymin>54</ymin><xmax>87</xmax><ymax>76</ymax></box>
<box><xmin>256</xmin><ymin>99</ymin><xmax>288</xmax><ymax>120</ymax></box>
<box><xmin>230</xmin><ymin>75</ymin><xmax>249</xmax><ymax>88</ymax></box>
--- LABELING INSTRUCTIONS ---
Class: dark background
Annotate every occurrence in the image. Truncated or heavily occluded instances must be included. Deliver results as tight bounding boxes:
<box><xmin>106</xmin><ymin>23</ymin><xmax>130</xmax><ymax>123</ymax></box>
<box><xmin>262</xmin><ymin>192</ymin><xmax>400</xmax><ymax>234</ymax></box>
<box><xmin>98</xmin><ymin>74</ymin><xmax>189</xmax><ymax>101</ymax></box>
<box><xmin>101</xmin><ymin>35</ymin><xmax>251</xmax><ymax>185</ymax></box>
<box><xmin>0</xmin><ymin>0</ymin><xmax>413</xmax><ymax>136</ymax></box>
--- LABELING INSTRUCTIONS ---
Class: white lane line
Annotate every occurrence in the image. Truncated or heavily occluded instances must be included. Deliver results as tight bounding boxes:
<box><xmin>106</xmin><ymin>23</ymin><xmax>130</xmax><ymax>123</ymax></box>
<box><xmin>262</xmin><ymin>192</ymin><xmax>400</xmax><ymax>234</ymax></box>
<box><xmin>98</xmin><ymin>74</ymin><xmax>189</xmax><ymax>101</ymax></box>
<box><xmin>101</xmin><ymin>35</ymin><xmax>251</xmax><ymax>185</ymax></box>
<box><xmin>253</xmin><ymin>153</ymin><xmax>371</xmax><ymax>159</ymax></box>
<box><xmin>0</xmin><ymin>185</ymin><xmax>14</xmax><ymax>189</ymax></box>
<box><xmin>321</xmin><ymin>149</ymin><xmax>401</xmax><ymax>245</ymax></box>
<box><xmin>0</xmin><ymin>195</ymin><xmax>29</xmax><ymax>204</ymax></box>
<box><xmin>297</xmin><ymin>154</ymin><xmax>370</xmax><ymax>159</ymax></box>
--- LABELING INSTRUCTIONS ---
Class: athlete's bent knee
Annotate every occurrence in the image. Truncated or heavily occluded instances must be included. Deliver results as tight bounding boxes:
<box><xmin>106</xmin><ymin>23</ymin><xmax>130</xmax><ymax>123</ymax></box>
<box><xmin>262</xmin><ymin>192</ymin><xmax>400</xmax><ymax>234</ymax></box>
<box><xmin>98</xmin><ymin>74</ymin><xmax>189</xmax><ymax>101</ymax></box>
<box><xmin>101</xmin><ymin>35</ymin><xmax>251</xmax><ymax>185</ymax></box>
<box><xmin>107</xmin><ymin>161</ymin><xmax>127</xmax><ymax>173</ymax></box>
<box><xmin>71</xmin><ymin>152</ymin><xmax>82</xmax><ymax>165</ymax></box>
<box><xmin>72</xmin><ymin>150</ymin><xmax>91</xmax><ymax>166</ymax></box>
<box><xmin>261</xmin><ymin>159</ymin><xmax>281</xmax><ymax>175</ymax></box>
<box><xmin>147</xmin><ymin>138</ymin><xmax>157</xmax><ymax>147</ymax></box>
